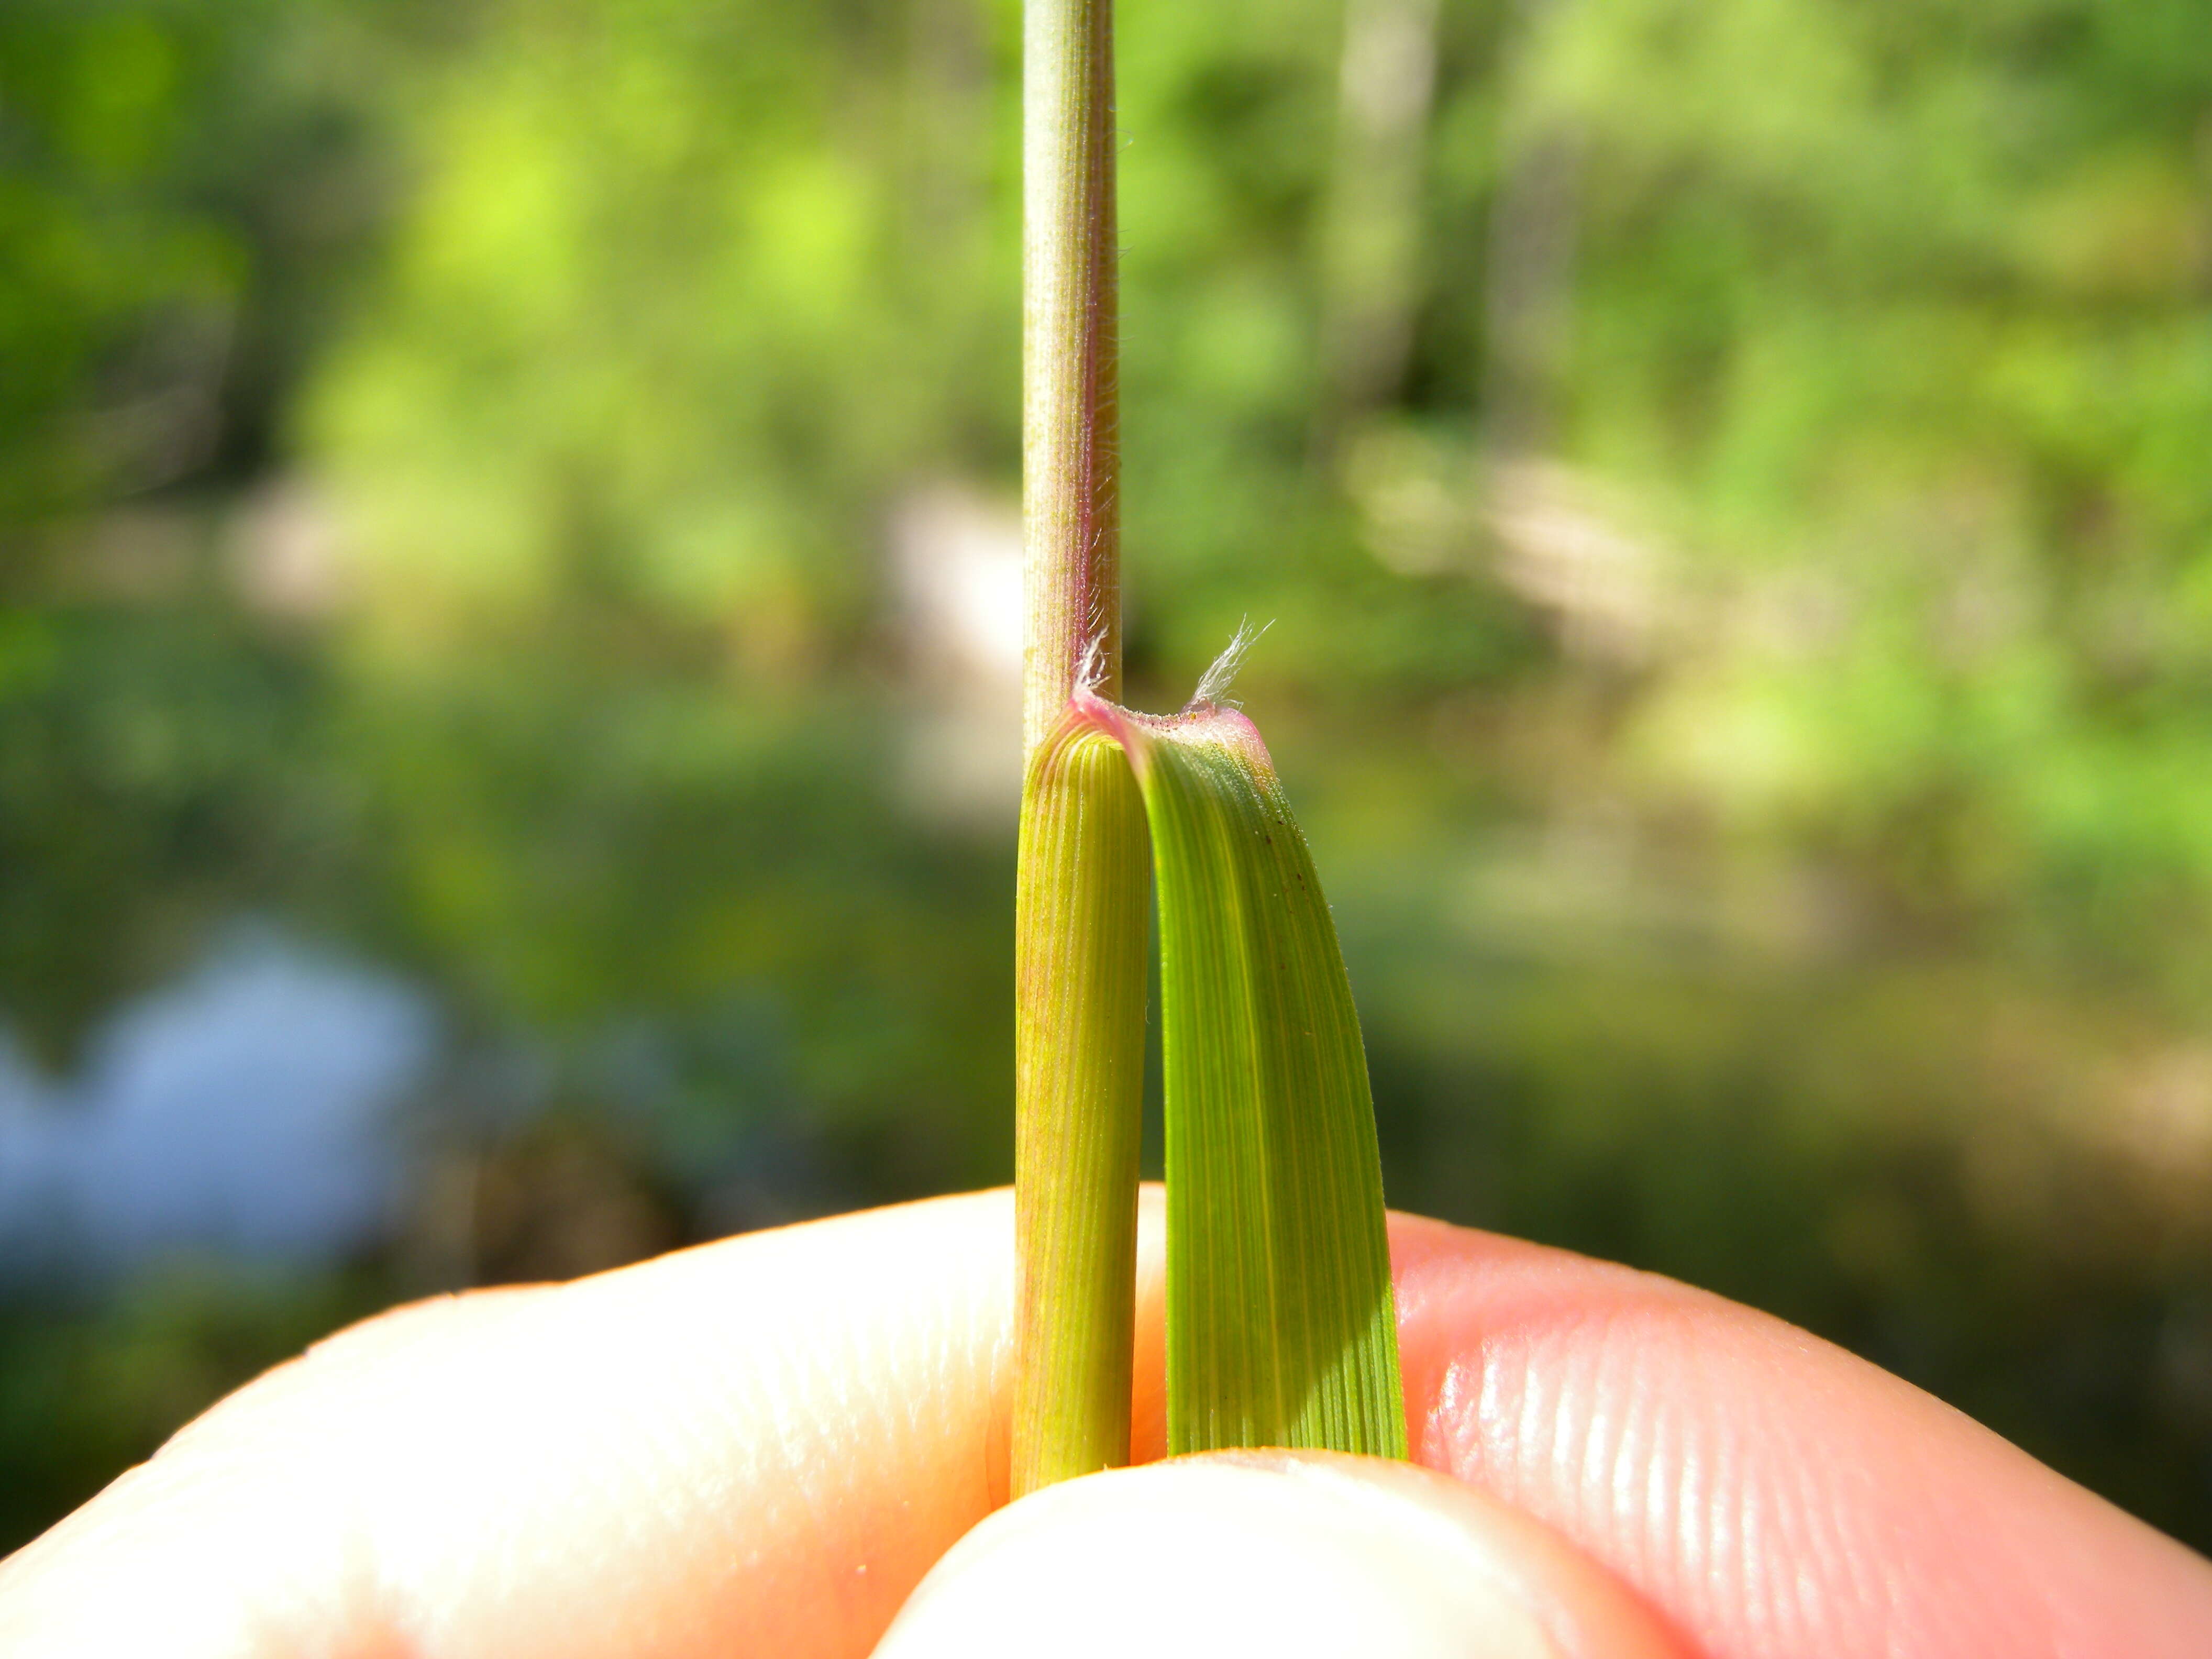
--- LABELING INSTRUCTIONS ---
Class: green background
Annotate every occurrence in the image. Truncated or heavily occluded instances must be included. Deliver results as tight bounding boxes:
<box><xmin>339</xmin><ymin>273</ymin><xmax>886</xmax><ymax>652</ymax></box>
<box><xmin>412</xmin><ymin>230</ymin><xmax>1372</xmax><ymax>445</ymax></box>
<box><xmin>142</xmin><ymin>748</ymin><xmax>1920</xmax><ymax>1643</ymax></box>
<box><xmin>5</xmin><ymin>0</ymin><xmax>2211</xmax><ymax>1554</ymax></box>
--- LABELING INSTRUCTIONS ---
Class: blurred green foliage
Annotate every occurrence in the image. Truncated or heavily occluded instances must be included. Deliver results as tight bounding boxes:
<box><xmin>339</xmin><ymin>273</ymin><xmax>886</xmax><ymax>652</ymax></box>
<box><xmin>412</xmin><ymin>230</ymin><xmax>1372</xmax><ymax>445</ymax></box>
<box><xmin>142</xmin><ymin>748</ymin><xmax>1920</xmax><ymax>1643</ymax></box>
<box><xmin>4</xmin><ymin>0</ymin><xmax>2211</xmax><ymax>1556</ymax></box>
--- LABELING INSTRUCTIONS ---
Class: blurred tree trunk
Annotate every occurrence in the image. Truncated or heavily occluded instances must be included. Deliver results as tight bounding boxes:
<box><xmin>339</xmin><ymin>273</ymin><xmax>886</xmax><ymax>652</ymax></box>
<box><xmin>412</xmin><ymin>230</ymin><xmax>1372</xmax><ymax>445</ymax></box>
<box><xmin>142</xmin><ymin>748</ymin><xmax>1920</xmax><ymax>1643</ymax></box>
<box><xmin>1316</xmin><ymin>0</ymin><xmax>1441</xmax><ymax>447</ymax></box>
<box><xmin>1479</xmin><ymin>0</ymin><xmax>1581</xmax><ymax>464</ymax></box>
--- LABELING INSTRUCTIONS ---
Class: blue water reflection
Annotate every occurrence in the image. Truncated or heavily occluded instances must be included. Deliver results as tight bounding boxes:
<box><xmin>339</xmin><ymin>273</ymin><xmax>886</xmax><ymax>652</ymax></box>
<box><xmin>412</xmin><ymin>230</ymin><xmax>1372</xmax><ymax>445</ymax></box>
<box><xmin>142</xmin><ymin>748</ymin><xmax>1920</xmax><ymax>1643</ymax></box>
<box><xmin>0</xmin><ymin>927</ymin><xmax>436</xmax><ymax>1275</ymax></box>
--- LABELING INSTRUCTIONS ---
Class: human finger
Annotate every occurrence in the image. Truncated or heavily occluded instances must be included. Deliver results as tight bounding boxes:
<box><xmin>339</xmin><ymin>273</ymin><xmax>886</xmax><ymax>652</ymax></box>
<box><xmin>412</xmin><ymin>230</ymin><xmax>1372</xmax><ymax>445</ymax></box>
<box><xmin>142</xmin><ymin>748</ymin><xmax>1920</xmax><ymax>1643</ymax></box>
<box><xmin>1387</xmin><ymin>1214</ymin><xmax>2212</xmax><ymax>1658</ymax></box>
<box><xmin>0</xmin><ymin>1188</ymin><xmax>1101</xmax><ymax>1659</ymax></box>
<box><xmin>876</xmin><ymin>1448</ymin><xmax>1690</xmax><ymax>1659</ymax></box>
<box><xmin>4</xmin><ymin>1191</ymin><xmax>2209</xmax><ymax>1658</ymax></box>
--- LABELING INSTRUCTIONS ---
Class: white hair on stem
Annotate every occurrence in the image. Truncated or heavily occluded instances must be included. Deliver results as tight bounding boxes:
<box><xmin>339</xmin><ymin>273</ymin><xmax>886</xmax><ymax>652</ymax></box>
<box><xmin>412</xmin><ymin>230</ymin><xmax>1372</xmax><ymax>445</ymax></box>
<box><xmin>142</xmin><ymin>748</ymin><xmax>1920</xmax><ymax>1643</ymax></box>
<box><xmin>1074</xmin><ymin>628</ymin><xmax>1110</xmax><ymax>696</ymax></box>
<box><xmin>1188</xmin><ymin>617</ymin><xmax>1273</xmax><ymax>711</ymax></box>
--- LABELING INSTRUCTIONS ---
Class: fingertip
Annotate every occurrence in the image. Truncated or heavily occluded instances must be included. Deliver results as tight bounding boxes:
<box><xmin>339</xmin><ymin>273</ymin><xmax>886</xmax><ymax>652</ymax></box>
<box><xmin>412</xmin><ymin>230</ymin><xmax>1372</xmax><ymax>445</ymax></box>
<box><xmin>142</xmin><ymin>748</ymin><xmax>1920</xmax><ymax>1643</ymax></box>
<box><xmin>1380</xmin><ymin>1209</ymin><xmax>2212</xmax><ymax>1659</ymax></box>
<box><xmin>876</xmin><ymin>1451</ymin><xmax>1688</xmax><ymax>1659</ymax></box>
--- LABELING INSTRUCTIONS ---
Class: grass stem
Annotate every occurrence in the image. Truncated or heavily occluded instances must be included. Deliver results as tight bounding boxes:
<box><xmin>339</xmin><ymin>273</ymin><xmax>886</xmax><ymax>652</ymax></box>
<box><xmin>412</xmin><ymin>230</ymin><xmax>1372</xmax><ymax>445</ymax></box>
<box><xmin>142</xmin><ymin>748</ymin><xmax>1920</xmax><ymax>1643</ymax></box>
<box><xmin>1021</xmin><ymin>0</ymin><xmax>1120</xmax><ymax>751</ymax></box>
<box><xmin>1011</xmin><ymin>0</ymin><xmax>1142</xmax><ymax>1499</ymax></box>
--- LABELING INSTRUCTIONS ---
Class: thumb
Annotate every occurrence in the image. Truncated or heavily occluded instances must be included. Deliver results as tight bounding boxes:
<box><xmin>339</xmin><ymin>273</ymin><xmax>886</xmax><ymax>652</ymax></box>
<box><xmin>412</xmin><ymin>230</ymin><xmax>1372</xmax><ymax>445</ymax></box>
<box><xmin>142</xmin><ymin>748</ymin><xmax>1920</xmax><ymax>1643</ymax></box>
<box><xmin>874</xmin><ymin>1450</ymin><xmax>1691</xmax><ymax>1659</ymax></box>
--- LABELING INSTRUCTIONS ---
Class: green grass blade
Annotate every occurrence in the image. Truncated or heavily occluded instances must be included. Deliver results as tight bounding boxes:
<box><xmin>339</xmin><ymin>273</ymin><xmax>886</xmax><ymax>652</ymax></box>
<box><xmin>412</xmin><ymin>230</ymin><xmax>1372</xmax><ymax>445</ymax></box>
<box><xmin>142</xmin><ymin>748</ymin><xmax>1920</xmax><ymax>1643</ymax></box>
<box><xmin>1011</xmin><ymin>716</ymin><xmax>1152</xmax><ymax>1496</ymax></box>
<box><xmin>1071</xmin><ymin>689</ymin><xmax>1407</xmax><ymax>1461</ymax></box>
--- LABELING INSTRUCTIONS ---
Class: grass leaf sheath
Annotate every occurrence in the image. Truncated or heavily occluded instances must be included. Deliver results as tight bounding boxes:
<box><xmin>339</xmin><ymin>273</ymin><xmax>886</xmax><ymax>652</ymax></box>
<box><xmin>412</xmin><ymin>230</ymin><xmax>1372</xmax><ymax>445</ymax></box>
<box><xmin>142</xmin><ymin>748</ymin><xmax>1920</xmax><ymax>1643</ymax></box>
<box><xmin>1011</xmin><ymin>723</ymin><xmax>1151</xmax><ymax>1495</ymax></box>
<box><xmin>1053</xmin><ymin>687</ymin><xmax>1408</xmax><ymax>1462</ymax></box>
